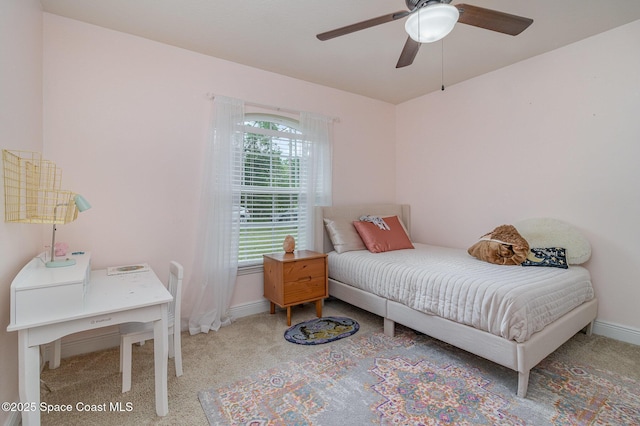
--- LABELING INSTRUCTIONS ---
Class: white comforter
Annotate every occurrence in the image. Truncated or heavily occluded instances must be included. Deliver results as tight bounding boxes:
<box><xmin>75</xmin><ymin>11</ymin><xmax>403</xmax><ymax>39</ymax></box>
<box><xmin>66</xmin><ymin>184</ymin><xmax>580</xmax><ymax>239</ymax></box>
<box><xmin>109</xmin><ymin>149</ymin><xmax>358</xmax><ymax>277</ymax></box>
<box><xmin>328</xmin><ymin>243</ymin><xmax>594</xmax><ymax>342</ymax></box>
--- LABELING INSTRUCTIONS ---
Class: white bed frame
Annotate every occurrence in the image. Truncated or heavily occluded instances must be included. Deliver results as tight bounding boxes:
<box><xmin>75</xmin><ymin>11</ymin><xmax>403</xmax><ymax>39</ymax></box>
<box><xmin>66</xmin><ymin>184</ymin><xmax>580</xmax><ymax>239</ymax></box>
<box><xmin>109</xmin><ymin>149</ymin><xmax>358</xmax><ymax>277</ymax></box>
<box><xmin>314</xmin><ymin>204</ymin><xmax>598</xmax><ymax>397</ymax></box>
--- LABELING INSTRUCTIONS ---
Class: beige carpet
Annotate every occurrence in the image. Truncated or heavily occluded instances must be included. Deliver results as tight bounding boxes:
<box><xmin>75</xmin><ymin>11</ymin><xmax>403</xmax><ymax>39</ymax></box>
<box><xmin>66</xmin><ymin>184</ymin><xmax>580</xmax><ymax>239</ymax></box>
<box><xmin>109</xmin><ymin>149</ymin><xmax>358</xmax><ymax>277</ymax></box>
<box><xmin>39</xmin><ymin>298</ymin><xmax>640</xmax><ymax>425</ymax></box>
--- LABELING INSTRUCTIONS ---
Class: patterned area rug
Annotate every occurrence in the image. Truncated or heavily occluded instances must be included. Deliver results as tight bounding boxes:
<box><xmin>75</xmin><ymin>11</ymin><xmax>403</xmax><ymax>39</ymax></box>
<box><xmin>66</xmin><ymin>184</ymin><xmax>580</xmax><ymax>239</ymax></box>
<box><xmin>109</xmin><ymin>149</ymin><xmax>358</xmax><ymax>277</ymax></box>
<box><xmin>284</xmin><ymin>316</ymin><xmax>359</xmax><ymax>345</ymax></box>
<box><xmin>198</xmin><ymin>329</ymin><xmax>640</xmax><ymax>425</ymax></box>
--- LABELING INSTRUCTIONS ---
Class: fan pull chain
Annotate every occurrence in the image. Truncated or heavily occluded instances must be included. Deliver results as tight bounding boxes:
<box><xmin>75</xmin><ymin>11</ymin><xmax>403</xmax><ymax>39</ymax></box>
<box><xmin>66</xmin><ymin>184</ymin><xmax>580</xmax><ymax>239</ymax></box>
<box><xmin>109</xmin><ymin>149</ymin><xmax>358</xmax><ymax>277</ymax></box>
<box><xmin>441</xmin><ymin>39</ymin><xmax>445</xmax><ymax>91</ymax></box>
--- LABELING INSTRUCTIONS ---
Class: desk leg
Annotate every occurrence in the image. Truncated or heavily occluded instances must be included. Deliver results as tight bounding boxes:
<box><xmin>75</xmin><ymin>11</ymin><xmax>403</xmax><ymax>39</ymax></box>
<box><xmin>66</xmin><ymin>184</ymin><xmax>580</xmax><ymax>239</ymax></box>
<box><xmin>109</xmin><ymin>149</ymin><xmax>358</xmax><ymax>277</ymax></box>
<box><xmin>154</xmin><ymin>304</ymin><xmax>169</xmax><ymax>416</ymax></box>
<box><xmin>18</xmin><ymin>330</ymin><xmax>40</xmax><ymax>426</ymax></box>
<box><xmin>50</xmin><ymin>339</ymin><xmax>61</xmax><ymax>369</ymax></box>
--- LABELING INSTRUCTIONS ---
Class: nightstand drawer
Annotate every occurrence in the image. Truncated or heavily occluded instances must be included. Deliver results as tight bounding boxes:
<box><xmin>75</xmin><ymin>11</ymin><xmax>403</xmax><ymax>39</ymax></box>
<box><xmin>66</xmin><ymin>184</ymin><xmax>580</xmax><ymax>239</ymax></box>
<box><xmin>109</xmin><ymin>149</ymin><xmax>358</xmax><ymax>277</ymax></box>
<box><xmin>283</xmin><ymin>258</ymin><xmax>325</xmax><ymax>283</ymax></box>
<box><xmin>283</xmin><ymin>277</ymin><xmax>326</xmax><ymax>304</ymax></box>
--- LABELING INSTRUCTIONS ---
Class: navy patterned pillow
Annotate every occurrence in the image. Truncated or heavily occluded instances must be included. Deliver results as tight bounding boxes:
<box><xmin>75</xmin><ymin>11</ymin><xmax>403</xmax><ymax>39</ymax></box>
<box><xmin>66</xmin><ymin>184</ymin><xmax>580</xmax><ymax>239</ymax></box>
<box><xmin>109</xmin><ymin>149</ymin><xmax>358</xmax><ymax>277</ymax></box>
<box><xmin>521</xmin><ymin>247</ymin><xmax>568</xmax><ymax>269</ymax></box>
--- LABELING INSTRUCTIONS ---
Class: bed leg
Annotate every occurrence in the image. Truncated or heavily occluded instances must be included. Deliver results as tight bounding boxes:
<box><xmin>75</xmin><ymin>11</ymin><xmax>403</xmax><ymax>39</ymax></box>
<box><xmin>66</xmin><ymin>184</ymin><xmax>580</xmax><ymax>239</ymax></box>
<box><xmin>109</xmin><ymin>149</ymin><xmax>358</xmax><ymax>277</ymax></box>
<box><xmin>517</xmin><ymin>370</ymin><xmax>530</xmax><ymax>398</ymax></box>
<box><xmin>383</xmin><ymin>318</ymin><xmax>395</xmax><ymax>337</ymax></box>
<box><xmin>585</xmin><ymin>320</ymin><xmax>594</xmax><ymax>336</ymax></box>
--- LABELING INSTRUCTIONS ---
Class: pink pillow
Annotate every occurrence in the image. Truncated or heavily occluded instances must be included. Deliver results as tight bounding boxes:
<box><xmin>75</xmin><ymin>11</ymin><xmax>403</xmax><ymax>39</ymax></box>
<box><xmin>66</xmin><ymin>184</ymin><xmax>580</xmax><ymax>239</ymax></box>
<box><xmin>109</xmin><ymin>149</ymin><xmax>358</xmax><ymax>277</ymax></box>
<box><xmin>353</xmin><ymin>216</ymin><xmax>414</xmax><ymax>253</ymax></box>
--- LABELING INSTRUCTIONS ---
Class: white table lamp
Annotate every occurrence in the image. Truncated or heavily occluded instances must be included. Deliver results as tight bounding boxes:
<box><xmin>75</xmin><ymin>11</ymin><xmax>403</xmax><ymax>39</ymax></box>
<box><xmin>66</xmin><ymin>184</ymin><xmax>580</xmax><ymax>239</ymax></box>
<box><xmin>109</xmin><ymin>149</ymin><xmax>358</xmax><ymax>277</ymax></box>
<box><xmin>46</xmin><ymin>194</ymin><xmax>91</xmax><ymax>268</ymax></box>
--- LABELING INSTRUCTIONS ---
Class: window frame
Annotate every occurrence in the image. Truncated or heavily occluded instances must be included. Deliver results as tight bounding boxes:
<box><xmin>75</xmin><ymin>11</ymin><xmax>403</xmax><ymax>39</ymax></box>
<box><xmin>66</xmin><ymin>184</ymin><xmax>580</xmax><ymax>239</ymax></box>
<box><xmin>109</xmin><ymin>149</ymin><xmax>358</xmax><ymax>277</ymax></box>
<box><xmin>238</xmin><ymin>113</ymin><xmax>307</xmax><ymax>270</ymax></box>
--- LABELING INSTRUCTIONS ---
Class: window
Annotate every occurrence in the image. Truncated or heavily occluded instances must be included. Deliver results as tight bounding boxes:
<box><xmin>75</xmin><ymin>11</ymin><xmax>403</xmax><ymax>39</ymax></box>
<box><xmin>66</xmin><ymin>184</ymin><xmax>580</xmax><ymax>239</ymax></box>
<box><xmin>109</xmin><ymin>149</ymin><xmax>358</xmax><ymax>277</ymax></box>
<box><xmin>238</xmin><ymin>114</ymin><xmax>307</xmax><ymax>266</ymax></box>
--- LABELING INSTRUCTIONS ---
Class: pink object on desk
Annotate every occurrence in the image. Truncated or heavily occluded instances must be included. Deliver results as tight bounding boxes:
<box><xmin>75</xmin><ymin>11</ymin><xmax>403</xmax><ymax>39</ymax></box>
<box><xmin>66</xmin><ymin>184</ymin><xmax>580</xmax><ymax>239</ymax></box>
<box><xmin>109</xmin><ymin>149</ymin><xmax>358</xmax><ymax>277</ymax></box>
<box><xmin>54</xmin><ymin>242</ymin><xmax>69</xmax><ymax>256</ymax></box>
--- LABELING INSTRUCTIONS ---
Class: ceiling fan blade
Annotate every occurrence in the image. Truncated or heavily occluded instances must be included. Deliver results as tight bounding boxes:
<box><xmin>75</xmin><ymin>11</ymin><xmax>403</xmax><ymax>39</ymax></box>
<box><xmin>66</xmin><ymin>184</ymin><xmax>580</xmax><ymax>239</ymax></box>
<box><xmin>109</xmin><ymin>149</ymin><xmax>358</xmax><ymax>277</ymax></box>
<box><xmin>396</xmin><ymin>37</ymin><xmax>421</xmax><ymax>68</ymax></box>
<box><xmin>456</xmin><ymin>4</ymin><xmax>533</xmax><ymax>36</ymax></box>
<box><xmin>317</xmin><ymin>11</ymin><xmax>410</xmax><ymax>41</ymax></box>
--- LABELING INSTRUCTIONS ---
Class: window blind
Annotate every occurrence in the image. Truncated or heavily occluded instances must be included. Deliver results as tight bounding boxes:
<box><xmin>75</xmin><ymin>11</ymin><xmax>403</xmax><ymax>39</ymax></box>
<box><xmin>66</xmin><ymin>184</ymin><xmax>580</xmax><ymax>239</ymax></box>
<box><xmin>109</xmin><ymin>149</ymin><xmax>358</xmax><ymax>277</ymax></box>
<box><xmin>238</xmin><ymin>117</ymin><xmax>307</xmax><ymax>266</ymax></box>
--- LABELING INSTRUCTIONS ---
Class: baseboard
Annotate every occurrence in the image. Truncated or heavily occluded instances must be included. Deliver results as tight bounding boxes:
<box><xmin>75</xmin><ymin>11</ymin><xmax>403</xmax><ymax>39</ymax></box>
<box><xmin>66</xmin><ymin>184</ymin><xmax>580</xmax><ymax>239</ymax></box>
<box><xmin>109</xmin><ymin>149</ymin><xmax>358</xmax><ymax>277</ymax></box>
<box><xmin>48</xmin><ymin>300</ymin><xmax>272</xmax><ymax>361</ymax></box>
<box><xmin>42</xmin><ymin>327</ymin><xmax>120</xmax><ymax>362</ymax></box>
<box><xmin>592</xmin><ymin>319</ymin><xmax>640</xmax><ymax>346</ymax></box>
<box><xmin>229</xmin><ymin>299</ymin><xmax>271</xmax><ymax>319</ymax></box>
<box><xmin>48</xmin><ymin>306</ymin><xmax>638</xmax><ymax>361</ymax></box>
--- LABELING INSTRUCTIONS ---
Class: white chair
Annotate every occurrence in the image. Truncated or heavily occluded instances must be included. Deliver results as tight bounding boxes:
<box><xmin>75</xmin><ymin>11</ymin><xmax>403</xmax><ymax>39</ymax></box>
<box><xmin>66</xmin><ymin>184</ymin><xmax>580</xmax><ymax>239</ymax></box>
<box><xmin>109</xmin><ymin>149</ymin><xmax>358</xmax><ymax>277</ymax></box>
<box><xmin>119</xmin><ymin>261</ymin><xmax>184</xmax><ymax>393</ymax></box>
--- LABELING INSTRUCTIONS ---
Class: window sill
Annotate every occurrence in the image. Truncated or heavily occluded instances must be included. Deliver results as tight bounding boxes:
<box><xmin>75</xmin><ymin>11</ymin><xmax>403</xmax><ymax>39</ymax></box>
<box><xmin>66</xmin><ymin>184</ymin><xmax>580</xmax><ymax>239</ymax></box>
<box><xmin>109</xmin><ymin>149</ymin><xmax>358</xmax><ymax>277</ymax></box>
<box><xmin>238</xmin><ymin>264</ymin><xmax>263</xmax><ymax>276</ymax></box>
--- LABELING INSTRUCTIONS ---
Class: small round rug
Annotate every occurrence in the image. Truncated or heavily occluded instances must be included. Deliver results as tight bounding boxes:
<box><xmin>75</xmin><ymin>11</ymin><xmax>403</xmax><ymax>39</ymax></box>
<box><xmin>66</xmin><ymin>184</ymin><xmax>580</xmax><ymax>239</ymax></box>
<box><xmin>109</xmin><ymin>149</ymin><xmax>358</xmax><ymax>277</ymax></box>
<box><xmin>284</xmin><ymin>316</ymin><xmax>359</xmax><ymax>345</ymax></box>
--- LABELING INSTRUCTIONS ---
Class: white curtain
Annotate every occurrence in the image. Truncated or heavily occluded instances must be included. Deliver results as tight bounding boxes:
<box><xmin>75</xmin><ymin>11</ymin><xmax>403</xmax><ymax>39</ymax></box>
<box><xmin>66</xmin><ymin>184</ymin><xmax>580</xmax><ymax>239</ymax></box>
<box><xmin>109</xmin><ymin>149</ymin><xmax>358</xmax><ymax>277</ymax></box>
<box><xmin>300</xmin><ymin>112</ymin><xmax>333</xmax><ymax>249</ymax></box>
<box><xmin>188</xmin><ymin>96</ymin><xmax>244</xmax><ymax>335</ymax></box>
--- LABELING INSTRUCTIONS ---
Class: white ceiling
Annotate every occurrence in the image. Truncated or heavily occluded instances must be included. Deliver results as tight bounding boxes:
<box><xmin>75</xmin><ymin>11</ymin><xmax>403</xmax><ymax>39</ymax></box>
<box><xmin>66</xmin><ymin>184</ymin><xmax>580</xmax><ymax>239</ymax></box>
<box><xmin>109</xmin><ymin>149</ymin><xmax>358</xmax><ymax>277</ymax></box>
<box><xmin>40</xmin><ymin>0</ymin><xmax>640</xmax><ymax>104</ymax></box>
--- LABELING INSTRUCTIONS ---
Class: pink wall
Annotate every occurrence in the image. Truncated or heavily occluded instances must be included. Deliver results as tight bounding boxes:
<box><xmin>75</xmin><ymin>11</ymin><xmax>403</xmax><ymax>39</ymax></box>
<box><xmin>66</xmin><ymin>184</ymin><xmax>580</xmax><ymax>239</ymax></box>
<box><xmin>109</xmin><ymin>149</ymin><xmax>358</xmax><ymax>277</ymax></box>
<box><xmin>396</xmin><ymin>21</ymin><xmax>640</xmax><ymax>334</ymax></box>
<box><xmin>0</xmin><ymin>0</ymin><xmax>44</xmax><ymax>420</ymax></box>
<box><xmin>42</xmin><ymin>14</ymin><xmax>396</xmax><ymax>319</ymax></box>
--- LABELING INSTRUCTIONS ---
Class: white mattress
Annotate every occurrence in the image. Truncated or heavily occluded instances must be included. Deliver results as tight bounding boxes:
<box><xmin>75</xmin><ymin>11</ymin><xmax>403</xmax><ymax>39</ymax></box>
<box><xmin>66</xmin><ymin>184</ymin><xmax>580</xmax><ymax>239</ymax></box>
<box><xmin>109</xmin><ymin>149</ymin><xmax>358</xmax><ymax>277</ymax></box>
<box><xmin>328</xmin><ymin>243</ymin><xmax>594</xmax><ymax>342</ymax></box>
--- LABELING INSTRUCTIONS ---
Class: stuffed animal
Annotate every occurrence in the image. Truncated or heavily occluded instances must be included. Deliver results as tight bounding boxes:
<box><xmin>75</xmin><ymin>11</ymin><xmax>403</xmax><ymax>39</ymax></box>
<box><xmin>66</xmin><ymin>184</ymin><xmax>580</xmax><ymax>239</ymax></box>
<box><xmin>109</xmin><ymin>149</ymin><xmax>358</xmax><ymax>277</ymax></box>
<box><xmin>468</xmin><ymin>224</ymin><xmax>529</xmax><ymax>265</ymax></box>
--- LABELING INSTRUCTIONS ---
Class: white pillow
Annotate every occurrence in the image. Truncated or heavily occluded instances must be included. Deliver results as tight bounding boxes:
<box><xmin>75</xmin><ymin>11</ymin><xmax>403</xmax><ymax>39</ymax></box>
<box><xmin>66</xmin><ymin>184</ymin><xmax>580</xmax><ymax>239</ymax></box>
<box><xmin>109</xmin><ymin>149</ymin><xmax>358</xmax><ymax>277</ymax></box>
<box><xmin>514</xmin><ymin>218</ymin><xmax>591</xmax><ymax>265</ymax></box>
<box><xmin>324</xmin><ymin>218</ymin><xmax>366</xmax><ymax>254</ymax></box>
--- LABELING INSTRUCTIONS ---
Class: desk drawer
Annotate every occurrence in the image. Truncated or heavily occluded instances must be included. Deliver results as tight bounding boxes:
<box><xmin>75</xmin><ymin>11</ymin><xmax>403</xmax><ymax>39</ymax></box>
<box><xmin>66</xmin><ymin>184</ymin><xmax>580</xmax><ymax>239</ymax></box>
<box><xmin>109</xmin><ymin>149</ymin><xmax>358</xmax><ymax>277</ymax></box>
<box><xmin>10</xmin><ymin>253</ymin><xmax>91</xmax><ymax>326</ymax></box>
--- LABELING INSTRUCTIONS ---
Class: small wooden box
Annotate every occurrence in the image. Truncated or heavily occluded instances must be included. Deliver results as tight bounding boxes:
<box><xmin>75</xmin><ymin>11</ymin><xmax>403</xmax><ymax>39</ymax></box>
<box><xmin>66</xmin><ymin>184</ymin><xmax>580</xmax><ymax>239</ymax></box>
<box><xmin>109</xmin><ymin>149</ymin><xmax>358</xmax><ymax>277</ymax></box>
<box><xmin>263</xmin><ymin>250</ymin><xmax>328</xmax><ymax>326</ymax></box>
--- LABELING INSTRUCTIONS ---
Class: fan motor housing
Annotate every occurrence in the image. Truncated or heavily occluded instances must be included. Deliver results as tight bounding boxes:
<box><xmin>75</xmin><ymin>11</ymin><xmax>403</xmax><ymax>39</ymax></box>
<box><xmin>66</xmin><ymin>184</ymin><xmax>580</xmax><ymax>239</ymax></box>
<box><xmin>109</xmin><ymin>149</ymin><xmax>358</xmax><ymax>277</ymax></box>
<box><xmin>406</xmin><ymin>0</ymin><xmax>451</xmax><ymax>9</ymax></box>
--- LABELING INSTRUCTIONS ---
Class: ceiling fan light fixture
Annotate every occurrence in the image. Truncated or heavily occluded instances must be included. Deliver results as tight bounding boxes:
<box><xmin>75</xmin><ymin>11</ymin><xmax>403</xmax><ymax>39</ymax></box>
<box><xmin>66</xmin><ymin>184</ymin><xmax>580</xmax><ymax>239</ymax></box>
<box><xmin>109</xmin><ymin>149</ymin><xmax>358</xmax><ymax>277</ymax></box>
<box><xmin>405</xmin><ymin>3</ymin><xmax>459</xmax><ymax>43</ymax></box>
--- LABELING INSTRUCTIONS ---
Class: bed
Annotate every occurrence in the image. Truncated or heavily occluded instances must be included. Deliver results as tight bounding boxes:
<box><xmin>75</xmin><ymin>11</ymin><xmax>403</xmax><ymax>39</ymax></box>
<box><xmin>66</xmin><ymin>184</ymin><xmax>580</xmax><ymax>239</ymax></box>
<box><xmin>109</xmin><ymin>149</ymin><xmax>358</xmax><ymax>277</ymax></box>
<box><xmin>313</xmin><ymin>203</ymin><xmax>598</xmax><ymax>397</ymax></box>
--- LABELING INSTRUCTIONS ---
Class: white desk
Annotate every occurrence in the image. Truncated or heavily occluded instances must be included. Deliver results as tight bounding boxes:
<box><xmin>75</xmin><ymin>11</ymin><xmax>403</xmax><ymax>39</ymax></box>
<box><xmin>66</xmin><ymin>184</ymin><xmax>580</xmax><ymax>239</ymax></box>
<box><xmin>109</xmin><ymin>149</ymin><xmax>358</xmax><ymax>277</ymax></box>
<box><xmin>7</xmin><ymin>259</ymin><xmax>173</xmax><ymax>426</ymax></box>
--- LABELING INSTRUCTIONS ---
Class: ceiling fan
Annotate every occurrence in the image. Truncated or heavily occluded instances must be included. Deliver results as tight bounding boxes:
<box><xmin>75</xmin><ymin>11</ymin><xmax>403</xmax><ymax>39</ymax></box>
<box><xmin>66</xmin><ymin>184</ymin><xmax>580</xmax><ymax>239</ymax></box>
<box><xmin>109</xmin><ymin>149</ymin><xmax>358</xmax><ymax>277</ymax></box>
<box><xmin>316</xmin><ymin>0</ymin><xmax>533</xmax><ymax>68</ymax></box>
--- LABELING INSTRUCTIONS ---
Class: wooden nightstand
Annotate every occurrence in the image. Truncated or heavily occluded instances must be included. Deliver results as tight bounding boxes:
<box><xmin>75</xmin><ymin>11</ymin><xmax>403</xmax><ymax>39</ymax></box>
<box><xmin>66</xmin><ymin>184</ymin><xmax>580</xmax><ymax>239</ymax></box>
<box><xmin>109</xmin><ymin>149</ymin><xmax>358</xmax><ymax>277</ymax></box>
<box><xmin>263</xmin><ymin>250</ymin><xmax>328</xmax><ymax>326</ymax></box>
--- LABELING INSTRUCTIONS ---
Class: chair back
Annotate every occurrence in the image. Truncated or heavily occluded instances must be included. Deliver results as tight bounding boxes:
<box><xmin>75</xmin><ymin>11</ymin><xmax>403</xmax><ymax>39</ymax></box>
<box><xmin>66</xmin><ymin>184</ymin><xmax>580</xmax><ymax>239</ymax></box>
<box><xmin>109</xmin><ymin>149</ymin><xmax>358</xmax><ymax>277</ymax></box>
<box><xmin>167</xmin><ymin>261</ymin><xmax>184</xmax><ymax>331</ymax></box>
